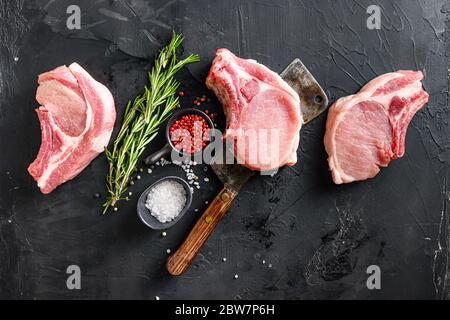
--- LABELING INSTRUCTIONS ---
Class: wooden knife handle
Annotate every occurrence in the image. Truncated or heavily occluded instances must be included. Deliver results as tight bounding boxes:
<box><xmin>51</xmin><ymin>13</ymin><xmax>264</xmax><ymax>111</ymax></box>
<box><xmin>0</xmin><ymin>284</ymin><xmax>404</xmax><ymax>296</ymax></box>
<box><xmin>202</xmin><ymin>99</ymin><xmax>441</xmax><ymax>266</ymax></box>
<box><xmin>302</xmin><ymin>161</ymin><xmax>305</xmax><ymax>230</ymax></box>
<box><xmin>166</xmin><ymin>185</ymin><xmax>237</xmax><ymax>276</ymax></box>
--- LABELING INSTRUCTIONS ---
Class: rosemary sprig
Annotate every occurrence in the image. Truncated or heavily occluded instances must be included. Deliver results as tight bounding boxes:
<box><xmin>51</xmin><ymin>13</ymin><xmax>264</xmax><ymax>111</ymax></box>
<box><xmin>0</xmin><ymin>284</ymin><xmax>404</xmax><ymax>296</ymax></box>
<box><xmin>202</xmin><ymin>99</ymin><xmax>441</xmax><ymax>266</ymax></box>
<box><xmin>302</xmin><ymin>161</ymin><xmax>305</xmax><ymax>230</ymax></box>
<box><xmin>103</xmin><ymin>32</ymin><xmax>199</xmax><ymax>214</ymax></box>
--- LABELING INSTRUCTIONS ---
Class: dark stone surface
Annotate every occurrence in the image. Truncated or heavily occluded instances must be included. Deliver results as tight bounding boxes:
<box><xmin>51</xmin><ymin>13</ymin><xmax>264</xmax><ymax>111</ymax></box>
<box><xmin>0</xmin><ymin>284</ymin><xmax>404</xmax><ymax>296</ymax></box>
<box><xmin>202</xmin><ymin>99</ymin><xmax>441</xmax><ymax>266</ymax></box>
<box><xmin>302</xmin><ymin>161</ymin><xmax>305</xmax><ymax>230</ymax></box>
<box><xmin>0</xmin><ymin>0</ymin><xmax>449</xmax><ymax>299</ymax></box>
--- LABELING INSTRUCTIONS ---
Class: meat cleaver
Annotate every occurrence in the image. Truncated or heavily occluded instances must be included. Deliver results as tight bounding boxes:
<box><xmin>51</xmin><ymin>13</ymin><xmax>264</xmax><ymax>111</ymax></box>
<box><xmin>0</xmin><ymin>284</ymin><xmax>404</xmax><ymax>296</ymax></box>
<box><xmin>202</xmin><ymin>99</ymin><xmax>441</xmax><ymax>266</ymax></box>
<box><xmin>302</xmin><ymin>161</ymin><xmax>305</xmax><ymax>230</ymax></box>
<box><xmin>166</xmin><ymin>59</ymin><xmax>328</xmax><ymax>275</ymax></box>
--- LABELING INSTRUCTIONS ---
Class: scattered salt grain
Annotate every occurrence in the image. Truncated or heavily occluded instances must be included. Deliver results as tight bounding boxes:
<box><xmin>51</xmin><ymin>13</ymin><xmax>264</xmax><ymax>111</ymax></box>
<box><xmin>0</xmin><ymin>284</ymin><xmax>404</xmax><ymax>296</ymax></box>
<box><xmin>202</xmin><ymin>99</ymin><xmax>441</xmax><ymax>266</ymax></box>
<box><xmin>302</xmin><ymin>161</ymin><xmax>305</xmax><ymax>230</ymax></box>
<box><xmin>155</xmin><ymin>296</ymin><xmax>160</xmax><ymax>300</ymax></box>
<box><xmin>136</xmin><ymin>175</ymin><xmax>141</xmax><ymax>180</ymax></box>
<box><xmin>113</xmin><ymin>207</ymin><xmax>118</xmax><ymax>212</ymax></box>
<box><xmin>204</xmin><ymin>177</ymin><xmax>209</xmax><ymax>182</ymax></box>
<box><xmin>128</xmin><ymin>191</ymin><xmax>133</xmax><ymax>196</ymax></box>
<box><xmin>147</xmin><ymin>168</ymin><xmax>152</xmax><ymax>174</ymax></box>
<box><xmin>145</xmin><ymin>180</ymin><xmax>187</xmax><ymax>223</ymax></box>
<box><xmin>166</xmin><ymin>249</ymin><xmax>171</xmax><ymax>254</ymax></box>
<box><xmin>222</xmin><ymin>257</ymin><xmax>227</xmax><ymax>262</ymax></box>
<box><xmin>159</xmin><ymin>158</ymin><xmax>171</xmax><ymax>166</ymax></box>
<box><xmin>234</xmin><ymin>274</ymin><xmax>239</xmax><ymax>279</ymax></box>
<box><xmin>156</xmin><ymin>158</ymin><xmax>207</xmax><ymax>193</ymax></box>
<box><xmin>161</xmin><ymin>232</ymin><xmax>167</xmax><ymax>237</ymax></box>
<box><xmin>13</xmin><ymin>56</ymin><xmax>19</xmax><ymax>62</ymax></box>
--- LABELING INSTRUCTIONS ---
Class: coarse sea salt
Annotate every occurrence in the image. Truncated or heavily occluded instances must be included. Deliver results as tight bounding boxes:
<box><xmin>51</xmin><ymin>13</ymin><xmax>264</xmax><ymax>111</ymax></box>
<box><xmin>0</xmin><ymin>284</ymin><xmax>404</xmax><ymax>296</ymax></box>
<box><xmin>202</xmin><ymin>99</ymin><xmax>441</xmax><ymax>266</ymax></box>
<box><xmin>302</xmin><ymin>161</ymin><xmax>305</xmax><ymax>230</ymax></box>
<box><xmin>145</xmin><ymin>180</ymin><xmax>187</xmax><ymax>223</ymax></box>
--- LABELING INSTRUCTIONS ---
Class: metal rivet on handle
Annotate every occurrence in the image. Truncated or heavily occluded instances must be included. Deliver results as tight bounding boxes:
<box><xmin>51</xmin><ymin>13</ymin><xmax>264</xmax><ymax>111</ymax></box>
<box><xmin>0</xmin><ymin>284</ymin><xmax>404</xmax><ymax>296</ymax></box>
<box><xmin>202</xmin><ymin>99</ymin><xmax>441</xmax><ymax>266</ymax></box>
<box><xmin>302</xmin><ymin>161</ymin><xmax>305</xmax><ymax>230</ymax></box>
<box><xmin>221</xmin><ymin>192</ymin><xmax>230</xmax><ymax>202</ymax></box>
<box><xmin>205</xmin><ymin>216</ymin><xmax>213</xmax><ymax>224</ymax></box>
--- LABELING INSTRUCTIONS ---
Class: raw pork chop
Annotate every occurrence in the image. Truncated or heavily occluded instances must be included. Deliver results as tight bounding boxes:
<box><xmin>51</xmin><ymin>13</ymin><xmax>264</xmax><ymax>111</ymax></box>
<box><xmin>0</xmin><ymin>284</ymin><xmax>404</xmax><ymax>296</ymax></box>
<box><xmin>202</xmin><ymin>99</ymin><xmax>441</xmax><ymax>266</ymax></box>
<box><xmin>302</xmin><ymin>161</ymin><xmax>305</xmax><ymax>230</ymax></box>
<box><xmin>324</xmin><ymin>71</ymin><xmax>429</xmax><ymax>184</ymax></box>
<box><xmin>206</xmin><ymin>49</ymin><xmax>303</xmax><ymax>171</ymax></box>
<box><xmin>28</xmin><ymin>63</ymin><xmax>116</xmax><ymax>193</ymax></box>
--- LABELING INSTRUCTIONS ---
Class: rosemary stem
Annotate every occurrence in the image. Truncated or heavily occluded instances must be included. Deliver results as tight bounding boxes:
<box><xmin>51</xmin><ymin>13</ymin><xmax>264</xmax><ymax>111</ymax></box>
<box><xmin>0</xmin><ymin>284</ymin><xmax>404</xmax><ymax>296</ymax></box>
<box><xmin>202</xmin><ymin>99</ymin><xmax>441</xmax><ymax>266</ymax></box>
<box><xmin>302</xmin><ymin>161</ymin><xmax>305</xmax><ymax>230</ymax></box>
<box><xmin>103</xmin><ymin>32</ymin><xmax>199</xmax><ymax>214</ymax></box>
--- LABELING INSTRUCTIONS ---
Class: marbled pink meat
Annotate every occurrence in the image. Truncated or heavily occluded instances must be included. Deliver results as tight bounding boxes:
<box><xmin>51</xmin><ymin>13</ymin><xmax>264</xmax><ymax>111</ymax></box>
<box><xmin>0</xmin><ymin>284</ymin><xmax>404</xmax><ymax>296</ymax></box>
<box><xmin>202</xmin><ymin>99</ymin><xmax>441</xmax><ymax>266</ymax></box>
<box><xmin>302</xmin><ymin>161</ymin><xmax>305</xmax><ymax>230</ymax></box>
<box><xmin>28</xmin><ymin>63</ymin><xmax>116</xmax><ymax>193</ymax></box>
<box><xmin>206</xmin><ymin>49</ymin><xmax>302</xmax><ymax>171</ymax></box>
<box><xmin>324</xmin><ymin>71</ymin><xmax>429</xmax><ymax>184</ymax></box>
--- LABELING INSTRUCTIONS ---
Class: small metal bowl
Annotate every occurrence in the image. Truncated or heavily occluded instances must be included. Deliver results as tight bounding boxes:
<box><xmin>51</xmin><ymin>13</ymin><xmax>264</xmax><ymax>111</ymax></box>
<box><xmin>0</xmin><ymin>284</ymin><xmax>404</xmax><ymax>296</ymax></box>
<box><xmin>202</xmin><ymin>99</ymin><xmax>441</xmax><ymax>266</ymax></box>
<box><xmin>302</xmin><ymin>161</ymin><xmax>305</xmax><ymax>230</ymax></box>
<box><xmin>137</xmin><ymin>176</ymin><xmax>193</xmax><ymax>230</ymax></box>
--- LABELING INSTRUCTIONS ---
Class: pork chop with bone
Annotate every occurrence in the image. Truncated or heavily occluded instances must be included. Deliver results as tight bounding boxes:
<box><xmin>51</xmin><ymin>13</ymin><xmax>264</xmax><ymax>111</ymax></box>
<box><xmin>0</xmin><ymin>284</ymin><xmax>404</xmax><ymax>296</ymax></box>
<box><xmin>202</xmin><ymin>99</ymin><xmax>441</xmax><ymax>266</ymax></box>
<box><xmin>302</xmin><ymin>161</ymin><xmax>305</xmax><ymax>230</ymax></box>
<box><xmin>28</xmin><ymin>63</ymin><xmax>116</xmax><ymax>193</ymax></box>
<box><xmin>324</xmin><ymin>70</ymin><xmax>429</xmax><ymax>184</ymax></box>
<box><xmin>206</xmin><ymin>49</ymin><xmax>303</xmax><ymax>171</ymax></box>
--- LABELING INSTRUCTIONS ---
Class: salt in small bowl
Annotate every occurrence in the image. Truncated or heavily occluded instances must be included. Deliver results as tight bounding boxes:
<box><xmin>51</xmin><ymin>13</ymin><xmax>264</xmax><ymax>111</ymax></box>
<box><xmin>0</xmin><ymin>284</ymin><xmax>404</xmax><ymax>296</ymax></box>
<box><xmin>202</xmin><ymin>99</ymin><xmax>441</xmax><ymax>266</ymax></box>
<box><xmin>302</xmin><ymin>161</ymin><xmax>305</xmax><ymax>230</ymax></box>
<box><xmin>137</xmin><ymin>176</ymin><xmax>193</xmax><ymax>230</ymax></box>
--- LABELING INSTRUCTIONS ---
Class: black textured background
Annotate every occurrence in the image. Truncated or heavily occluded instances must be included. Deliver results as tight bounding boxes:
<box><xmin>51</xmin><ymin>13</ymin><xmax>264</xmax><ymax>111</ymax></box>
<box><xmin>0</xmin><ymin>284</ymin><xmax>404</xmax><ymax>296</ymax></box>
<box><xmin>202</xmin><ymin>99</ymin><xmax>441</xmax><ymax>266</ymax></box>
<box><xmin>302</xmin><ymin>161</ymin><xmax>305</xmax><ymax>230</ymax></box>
<box><xmin>0</xmin><ymin>0</ymin><xmax>449</xmax><ymax>300</ymax></box>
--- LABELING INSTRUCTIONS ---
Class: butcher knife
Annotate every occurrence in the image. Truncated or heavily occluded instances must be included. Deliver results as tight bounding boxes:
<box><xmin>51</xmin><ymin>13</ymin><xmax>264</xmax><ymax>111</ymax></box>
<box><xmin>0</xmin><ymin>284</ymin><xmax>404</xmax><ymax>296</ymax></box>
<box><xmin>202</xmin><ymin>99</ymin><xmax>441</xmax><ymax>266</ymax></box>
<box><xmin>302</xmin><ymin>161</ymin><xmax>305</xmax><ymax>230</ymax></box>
<box><xmin>166</xmin><ymin>59</ymin><xmax>329</xmax><ymax>275</ymax></box>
